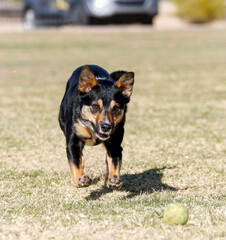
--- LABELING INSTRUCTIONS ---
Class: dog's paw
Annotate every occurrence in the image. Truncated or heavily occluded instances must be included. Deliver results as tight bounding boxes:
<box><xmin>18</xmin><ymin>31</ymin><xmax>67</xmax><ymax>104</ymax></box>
<box><xmin>106</xmin><ymin>175</ymin><xmax>123</xmax><ymax>190</ymax></box>
<box><xmin>76</xmin><ymin>175</ymin><xmax>92</xmax><ymax>188</ymax></box>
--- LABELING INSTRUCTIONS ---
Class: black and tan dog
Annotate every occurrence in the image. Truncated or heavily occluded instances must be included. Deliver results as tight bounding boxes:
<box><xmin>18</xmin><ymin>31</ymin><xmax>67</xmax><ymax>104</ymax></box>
<box><xmin>59</xmin><ymin>65</ymin><xmax>134</xmax><ymax>189</ymax></box>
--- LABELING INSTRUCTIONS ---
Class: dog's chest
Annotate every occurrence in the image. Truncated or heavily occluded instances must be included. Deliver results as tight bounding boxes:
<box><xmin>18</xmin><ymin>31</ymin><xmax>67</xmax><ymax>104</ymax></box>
<box><xmin>85</xmin><ymin>138</ymin><xmax>100</xmax><ymax>146</ymax></box>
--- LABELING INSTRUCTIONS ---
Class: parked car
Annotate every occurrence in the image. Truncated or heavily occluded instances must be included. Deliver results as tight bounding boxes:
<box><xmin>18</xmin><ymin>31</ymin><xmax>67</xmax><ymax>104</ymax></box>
<box><xmin>22</xmin><ymin>0</ymin><xmax>73</xmax><ymax>29</ymax></box>
<box><xmin>23</xmin><ymin>0</ymin><xmax>158</xmax><ymax>29</ymax></box>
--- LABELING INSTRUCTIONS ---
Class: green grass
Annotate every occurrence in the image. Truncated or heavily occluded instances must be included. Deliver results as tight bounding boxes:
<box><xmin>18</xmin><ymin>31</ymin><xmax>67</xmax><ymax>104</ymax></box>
<box><xmin>0</xmin><ymin>30</ymin><xmax>225</xmax><ymax>240</ymax></box>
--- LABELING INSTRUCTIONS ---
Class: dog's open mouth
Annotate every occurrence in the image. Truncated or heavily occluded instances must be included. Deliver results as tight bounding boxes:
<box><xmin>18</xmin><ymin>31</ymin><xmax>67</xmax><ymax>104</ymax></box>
<box><xmin>95</xmin><ymin>132</ymin><xmax>110</xmax><ymax>141</ymax></box>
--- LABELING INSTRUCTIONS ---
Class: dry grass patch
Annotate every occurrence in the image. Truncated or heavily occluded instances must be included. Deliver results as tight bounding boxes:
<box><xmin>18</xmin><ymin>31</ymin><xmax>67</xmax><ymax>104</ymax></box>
<box><xmin>0</xmin><ymin>30</ymin><xmax>225</xmax><ymax>240</ymax></box>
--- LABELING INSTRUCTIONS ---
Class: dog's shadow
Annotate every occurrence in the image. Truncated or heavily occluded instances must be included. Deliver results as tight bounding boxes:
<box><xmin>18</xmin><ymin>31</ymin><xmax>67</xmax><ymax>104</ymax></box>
<box><xmin>86</xmin><ymin>167</ymin><xmax>178</xmax><ymax>200</ymax></box>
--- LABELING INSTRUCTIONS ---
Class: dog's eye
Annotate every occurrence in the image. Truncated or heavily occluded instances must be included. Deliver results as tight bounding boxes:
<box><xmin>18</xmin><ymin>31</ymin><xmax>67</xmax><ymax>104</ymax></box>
<box><xmin>92</xmin><ymin>104</ymin><xmax>99</xmax><ymax>110</ymax></box>
<box><xmin>113</xmin><ymin>106</ymin><xmax>120</xmax><ymax>111</ymax></box>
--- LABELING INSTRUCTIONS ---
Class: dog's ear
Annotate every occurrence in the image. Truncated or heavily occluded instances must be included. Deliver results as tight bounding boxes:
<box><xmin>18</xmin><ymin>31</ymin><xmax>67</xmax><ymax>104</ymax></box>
<box><xmin>115</xmin><ymin>72</ymin><xmax>134</xmax><ymax>97</ymax></box>
<box><xmin>110</xmin><ymin>71</ymin><xmax>127</xmax><ymax>81</ymax></box>
<box><xmin>78</xmin><ymin>66</ymin><xmax>98</xmax><ymax>93</ymax></box>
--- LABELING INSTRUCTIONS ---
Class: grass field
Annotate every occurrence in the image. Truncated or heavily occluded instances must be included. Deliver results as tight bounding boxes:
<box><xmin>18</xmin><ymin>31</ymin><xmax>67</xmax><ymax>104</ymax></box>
<box><xmin>0</xmin><ymin>29</ymin><xmax>225</xmax><ymax>240</ymax></box>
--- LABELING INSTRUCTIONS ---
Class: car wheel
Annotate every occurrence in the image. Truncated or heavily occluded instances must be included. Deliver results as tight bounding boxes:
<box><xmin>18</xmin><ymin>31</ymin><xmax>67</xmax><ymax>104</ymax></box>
<box><xmin>23</xmin><ymin>9</ymin><xmax>37</xmax><ymax>30</ymax></box>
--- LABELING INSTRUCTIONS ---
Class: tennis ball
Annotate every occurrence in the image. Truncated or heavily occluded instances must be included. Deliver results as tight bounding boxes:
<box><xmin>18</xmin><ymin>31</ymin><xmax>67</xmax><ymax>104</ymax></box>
<box><xmin>163</xmin><ymin>203</ymin><xmax>189</xmax><ymax>226</ymax></box>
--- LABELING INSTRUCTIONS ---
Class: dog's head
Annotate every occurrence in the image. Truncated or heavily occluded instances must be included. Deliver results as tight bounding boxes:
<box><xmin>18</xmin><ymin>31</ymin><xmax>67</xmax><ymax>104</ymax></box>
<box><xmin>78</xmin><ymin>66</ymin><xmax>134</xmax><ymax>141</ymax></box>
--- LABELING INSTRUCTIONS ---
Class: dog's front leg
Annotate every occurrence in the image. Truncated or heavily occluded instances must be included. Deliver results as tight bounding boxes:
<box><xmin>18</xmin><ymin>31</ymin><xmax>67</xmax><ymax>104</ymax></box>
<box><xmin>104</xmin><ymin>141</ymin><xmax>123</xmax><ymax>190</ymax></box>
<box><xmin>66</xmin><ymin>133</ymin><xmax>91</xmax><ymax>188</ymax></box>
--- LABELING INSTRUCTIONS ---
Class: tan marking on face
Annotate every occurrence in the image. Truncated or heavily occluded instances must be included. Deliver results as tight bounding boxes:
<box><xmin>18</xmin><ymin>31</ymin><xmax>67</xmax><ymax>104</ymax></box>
<box><xmin>109</xmin><ymin>100</ymin><xmax>124</xmax><ymax>126</ymax></box>
<box><xmin>81</xmin><ymin>105</ymin><xmax>96</xmax><ymax>124</ymax></box>
<box><xmin>81</xmin><ymin>99</ymin><xmax>105</xmax><ymax>128</ymax></box>
<box><xmin>97</xmin><ymin>99</ymin><xmax>103</xmax><ymax>109</ymax></box>
<box><xmin>108</xmin><ymin>112</ymin><xmax>114</xmax><ymax>125</ymax></box>
<box><xmin>110</xmin><ymin>100</ymin><xmax>116</xmax><ymax>109</ymax></box>
<box><xmin>96</xmin><ymin>110</ymin><xmax>105</xmax><ymax>125</ymax></box>
<box><xmin>106</xmin><ymin>155</ymin><xmax>121</xmax><ymax>179</ymax></box>
<box><xmin>113</xmin><ymin>109</ymin><xmax>124</xmax><ymax>126</ymax></box>
<box><xmin>95</xmin><ymin>99</ymin><xmax>105</xmax><ymax>125</ymax></box>
<box><xmin>69</xmin><ymin>161</ymin><xmax>84</xmax><ymax>184</ymax></box>
<box><xmin>74</xmin><ymin>122</ymin><xmax>92</xmax><ymax>139</ymax></box>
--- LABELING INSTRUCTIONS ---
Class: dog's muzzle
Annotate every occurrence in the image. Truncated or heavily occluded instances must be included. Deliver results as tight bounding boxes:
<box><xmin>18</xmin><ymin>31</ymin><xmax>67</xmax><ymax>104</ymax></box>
<box><xmin>95</xmin><ymin>122</ymin><xmax>113</xmax><ymax>141</ymax></box>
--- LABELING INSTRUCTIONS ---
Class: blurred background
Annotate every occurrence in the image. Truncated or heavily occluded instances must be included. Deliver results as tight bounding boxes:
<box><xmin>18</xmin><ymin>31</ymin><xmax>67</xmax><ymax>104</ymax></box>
<box><xmin>1</xmin><ymin>1</ymin><xmax>226</xmax><ymax>239</ymax></box>
<box><xmin>0</xmin><ymin>0</ymin><xmax>226</xmax><ymax>31</ymax></box>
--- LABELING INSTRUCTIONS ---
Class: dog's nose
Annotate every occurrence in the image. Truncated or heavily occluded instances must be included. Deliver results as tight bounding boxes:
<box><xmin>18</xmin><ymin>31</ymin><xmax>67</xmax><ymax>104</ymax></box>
<box><xmin>100</xmin><ymin>123</ymin><xmax>112</xmax><ymax>133</ymax></box>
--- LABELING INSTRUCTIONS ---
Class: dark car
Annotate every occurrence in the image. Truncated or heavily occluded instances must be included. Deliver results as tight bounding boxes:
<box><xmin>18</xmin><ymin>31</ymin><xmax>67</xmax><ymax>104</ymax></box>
<box><xmin>23</xmin><ymin>0</ymin><xmax>158</xmax><ymax>29</ymax></box>
<box><xmin>22</xmin><ymin>0</ymin><xmax>74</xmax><ymax>29</ymax></box>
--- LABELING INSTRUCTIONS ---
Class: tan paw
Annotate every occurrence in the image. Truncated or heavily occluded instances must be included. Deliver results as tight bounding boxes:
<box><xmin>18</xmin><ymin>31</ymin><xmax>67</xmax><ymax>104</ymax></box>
<box><xmin>106</xmin><ymin>175</ymin><xmax>123</xmax><ymax>190</ymax></box>
<box><xmin>76</xmin><ymin>175</ymin><xmax>92</xmax><ymax>188</ymax></box>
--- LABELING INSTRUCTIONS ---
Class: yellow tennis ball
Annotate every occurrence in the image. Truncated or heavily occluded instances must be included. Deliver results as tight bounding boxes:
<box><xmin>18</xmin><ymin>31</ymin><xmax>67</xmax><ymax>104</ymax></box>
<box><xmin>163</xmin><ymin>203</ymin><xmax>189</xmax><ymax>226</ymax></box>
